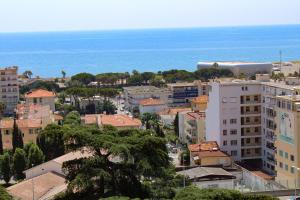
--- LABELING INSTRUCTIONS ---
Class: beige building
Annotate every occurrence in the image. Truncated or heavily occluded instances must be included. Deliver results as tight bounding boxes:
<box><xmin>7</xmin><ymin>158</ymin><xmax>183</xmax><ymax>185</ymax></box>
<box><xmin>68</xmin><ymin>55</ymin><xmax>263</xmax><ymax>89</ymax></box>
<box><xmin>138</xmin><ymin>98</ymin><xmax>167</xmax><ymax>115</ymax></box>
<box><xmin>25</xmin><ymin>89</ymin><xmax>56</xmax><ymax>111</ymax></box>
<box><xmin>274</xmin><ymin>94</ymin><xmax>300</xmax><ymax>187</ymax></box>
<box><xmin>81</xmin><ymin>114</ymin><xmax>142</xmax><ymax>129</ymax></box>
<box><xmin>188</xmin><ymin>141</ymin><xmax>232</xmax><ymax>167</ymax></box>
<box><xmin>0</xmin><ymin>66</ymin><xmax>19</xmax><ymax>114</ymax></box>
<box><xmin>191</xmin><ymin>95</ymin><xmax>209</xmax><ymax>112</ymax></box>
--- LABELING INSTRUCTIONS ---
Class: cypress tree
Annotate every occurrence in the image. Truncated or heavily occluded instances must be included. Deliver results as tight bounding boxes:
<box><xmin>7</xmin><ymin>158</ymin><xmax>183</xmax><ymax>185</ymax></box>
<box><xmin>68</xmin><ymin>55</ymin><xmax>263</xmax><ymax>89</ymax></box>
<box><xmin>12</xmin><ymin>148</ymin><xmax>27</xmax><ymax>180</ymax></box>
<box><xmin>0</xmin><ymin>131</ymin><xmax>3</xmax><ymax>155</ymax></box>
<box><xmin>0</xmin><ymin>152</ymin><xmax>11</xmax><ymax>184</ymax></box>
<box><xmin>173</xmin><ymin>112</ymin><xmax>179</xmax><ymax>137</ymax></box>
<box><xmin>12</xmin><ymin>118</ymin><xmax>23</xmax><ymax>152</ymax></box>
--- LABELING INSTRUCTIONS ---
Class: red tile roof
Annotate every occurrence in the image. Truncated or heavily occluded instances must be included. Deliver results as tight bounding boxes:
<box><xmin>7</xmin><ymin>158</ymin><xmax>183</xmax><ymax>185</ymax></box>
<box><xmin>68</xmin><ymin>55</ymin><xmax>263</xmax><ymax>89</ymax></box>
<box><xmin>158</xmin><ymin>107</ymin><xmax>191</xmax><ymax>115</ymax></box>
<box><xmin>100</xmin><ymin>114</ymin><xmax>141</xmax><ymax>128</ymax></box>
<box><xmin>139</xmin><ymin>98</ymin><xmax>165</xmax><ymax>106</ymax></box>
<box><xmin>25</xmin><ymin>89</ymin><xmax>56</xmax><ymax>98</ymax></box>
<box><xmin>191</xmin><ymin>95</ymin><xmax>209</xmax><ymax>104</ymax></box>
<box><xmin>189</xmin><ymin>141</ymin><xmax>219</xmax><ymax>152</ymax></box>
<box><xmin>0</xmin><ymin>119</ymin><xmax>42</xmax><ymax>129</ymax></box>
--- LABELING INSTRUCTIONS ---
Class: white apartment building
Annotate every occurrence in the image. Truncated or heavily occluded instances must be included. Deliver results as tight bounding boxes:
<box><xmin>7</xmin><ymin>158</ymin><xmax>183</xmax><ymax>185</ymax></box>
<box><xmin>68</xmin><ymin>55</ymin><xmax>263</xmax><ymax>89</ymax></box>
<box><xmin>0</xmin><ymin>66</ymin><xmax>19</xmax><ymax>115</ymax></box>
<box><xmin>206</xmin><ymin>79</ymin><xmax>262</xmax><ymax>162</ymax></box>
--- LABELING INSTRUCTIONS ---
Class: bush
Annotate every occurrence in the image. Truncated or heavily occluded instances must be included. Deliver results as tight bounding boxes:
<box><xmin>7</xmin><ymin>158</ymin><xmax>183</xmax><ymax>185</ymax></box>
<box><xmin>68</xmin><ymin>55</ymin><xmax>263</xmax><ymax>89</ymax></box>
<box><xmin>0</xmin><ymin>185</ymin><xmax>12</xmax><ymax>200</ymax></box>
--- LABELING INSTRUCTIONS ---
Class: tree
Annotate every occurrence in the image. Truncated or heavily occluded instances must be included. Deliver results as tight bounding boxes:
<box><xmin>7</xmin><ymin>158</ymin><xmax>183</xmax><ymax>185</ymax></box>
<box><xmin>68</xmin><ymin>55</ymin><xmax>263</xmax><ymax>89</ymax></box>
<box><xmin>61</xmin><ymin>70</ymin><xmax>66</xmax><ymax>79</ymax></box>
<box><xmin>141</xmin><ymin>72</ymin><xmax>155</xmax><ymax>84</ymax></box>
<box><xmin>71</xmin><ymin>73</ymin><xmax>95</xmax><ymax>85</ymax></box>
<box><xmin>194</xmin><ymin>67</ymin><xmax>233</xmax><ymax>81</ymax></box>
<box><xmin>61</xmin><ymin>126</ymin><xmax>171</xmax><ymax>199</ymax></box>
<box><xmin>141</xmin><ymin>113</ymin><xmax>159</xmax><ymax>130</ymax></box>
<box><xmin>97</xmin><ymin>99</ymin><xmax>117</xmax><ymax>114</ymax></box>
<box><xmin>28</xmin><ymin>144</ymin><xmax>44</xmax><ymax>167</ymax></box>
<box><xmin>37</xmin><ymin>124</ymin><xmax>65</xmax><ymax>161</ymax></box>
<box><xmin>23</xmin><ymin>141</ymin><xmax>34</xmax><ymax>156</ymax></box>
<box><xmin>0</xmin><ymin>152</ymin><xmax>11</xmax><ymax>184</ymax></box>
<box><xmin>12</xmin><ymin>148</ymin><xmax>27</xmax><ymax>180</ymax></box>
<box><xmin>20</xmin><ymin>80</ymin><xmax>60</xmax><ymax>94</ymax></box>
<box><xmin>0</xmin><ymin>101</ymin><xmax>5</xmax><ymax>118</ymax></box>
<box><xmin>0</xmin><ymin>185</ymin><xmax>13</xmax><ymax>200</ymax></box>
<box><xmin>0</xmin><ymin>131</ymin><xmax>3</xmax><ymax>155</ymax></box>
<box><xmin>173</xmin><ymin>112</ymin><xmax>179</xmax><ymax>137</ymax></box>
<box><xmin>23</xmin><ymin>70</ymin><xmax>33</xmax><ymax>79</ymax></box>
<box><xmin>12</xmin><ymin>118</ymin><xmax>23</xmax><ymax>152</ymax></box>
<box><xmin>64</xmin><ymin>111</ymin><xmax>81</xmax><ymax>125</ymax></box>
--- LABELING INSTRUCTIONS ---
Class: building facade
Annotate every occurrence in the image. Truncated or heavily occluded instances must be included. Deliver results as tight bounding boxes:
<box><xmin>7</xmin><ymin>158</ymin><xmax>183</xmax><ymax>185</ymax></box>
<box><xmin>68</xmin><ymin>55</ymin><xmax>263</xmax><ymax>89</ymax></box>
<box><xmin>25</xmin><ymin>89</ymin><xmax>56</xmax><ymax>111</ymax></box>
<box><xmin>138</xmin><ymin>98</ymin><xmax>167</xmax><ymax>115</ymax></box>
<box><xmin>0</xmin><ymin>67</ymin><xmax>19</xmax><ymax>115</ymax></box>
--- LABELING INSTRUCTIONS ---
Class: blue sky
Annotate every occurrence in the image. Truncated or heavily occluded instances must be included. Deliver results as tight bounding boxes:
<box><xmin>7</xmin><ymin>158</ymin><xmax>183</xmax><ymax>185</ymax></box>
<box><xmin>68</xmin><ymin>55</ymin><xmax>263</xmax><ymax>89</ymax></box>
<box><xmin>0</xmin><ymin>0</ymin><xmax>299</xmax><ymax>32</ymax></box>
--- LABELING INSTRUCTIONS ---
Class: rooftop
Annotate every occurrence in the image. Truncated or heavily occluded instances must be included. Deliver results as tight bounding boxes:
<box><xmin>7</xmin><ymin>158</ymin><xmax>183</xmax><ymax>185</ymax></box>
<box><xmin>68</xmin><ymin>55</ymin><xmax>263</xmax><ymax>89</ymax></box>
<box><xmin>177</xmin><ymin>167</ymin><xmax>235</xmax><ymax>180</ymax></box>
<box><xmin>25</xmin><ymin>89</ymin><xmax>56</xmax><ymax>98</ymax></box>
<box><xmin>167</xmin><ymin>82</ymin><xmax>196</xmax><ymax>87</ymax></box>
<box><xmin>189</xmin><ymin>141</ymin><xmax>219</xmax><ymax>152</ymax></box>
<box><xmin>191</xmin><ymin>95</ymin><xmax>208</xmax><ymax>104</ymax></box>
<box><xmin>0</xmin><ymin>118</ymin><xmax>42</xmax><ymax>129</ymax></box>
<box><xmin>7</xmin><ymin>172</ymin><xmax>66</xmax><ymax>200</ymax></box>
<box><xmin>139</xmin><ymin>98</ymin><xmax>165</xmax><ymax>106</ymax></box>
<box><xmin>123</xmin><ymin>86</ymin><xmax>170</xmax><ymax>94</ymax></box>
<box><xmin>100</xmin><ymin>114</ymin><xmax>142</xmax><ymax>128</ymax></box>
<box><xmin>157</xmin><ymin>107</ymin><xmax>191</xmax><ymax>116</ymax></box>
<box><xmin>198</xmin><ymin>61</ymin><xmax>272</xmax><ymax>66</ymax></box>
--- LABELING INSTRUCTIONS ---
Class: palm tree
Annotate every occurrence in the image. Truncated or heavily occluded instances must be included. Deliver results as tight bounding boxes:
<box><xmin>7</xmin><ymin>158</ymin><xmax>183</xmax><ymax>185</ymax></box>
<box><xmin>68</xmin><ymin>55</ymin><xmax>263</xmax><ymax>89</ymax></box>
<box><xmin>23</xmin><ymin>70</ymin><xmax>33</xmax><ymax>79</ymax></box>
<box><xmin>61</xmin><ymin>70</ymin><xmax>66</xmax><ymax>79</ymax></box>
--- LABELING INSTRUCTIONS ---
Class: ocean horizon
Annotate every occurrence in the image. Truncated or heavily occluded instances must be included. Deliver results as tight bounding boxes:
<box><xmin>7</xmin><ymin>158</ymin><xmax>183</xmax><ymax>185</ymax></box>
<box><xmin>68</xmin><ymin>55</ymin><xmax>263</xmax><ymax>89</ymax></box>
<box><xmin>0</xmin><ymin>24</ymin><xmax>300</xmax><ymax>77</ymax></box>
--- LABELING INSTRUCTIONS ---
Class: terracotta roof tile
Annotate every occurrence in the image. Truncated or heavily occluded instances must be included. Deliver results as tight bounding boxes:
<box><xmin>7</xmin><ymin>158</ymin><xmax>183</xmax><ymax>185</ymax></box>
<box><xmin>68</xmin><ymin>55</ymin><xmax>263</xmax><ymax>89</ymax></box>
<box><xmin>0</xmin><ymin>119</ymin><xmax>42</xmax><ymax>129</ymax></box>
<box><xmin>191</xmin><ymin>95</ymin><xmax>209</xmax><ymax>104</ymax></box>
<box><xmin>139</xmin><ymin>98</ymin><xmax>165</xmax><ymax>106</ymax></box>
<box><xmin>100</xmin><ymin>114</ymin><xmax>141</xmax><ymax>128</ymax></box>
<box><xmin>158</xmin><ymin>107</ymin><xmax>191</xmax><ymax>115</ymax></box>
<box><xmin>25</xmin><ymin>89</ymin><xmax>56</xmax><ymax>98</ymax></box>
<box><xmin>189</xmin><ymin>141</ymin><xmax>219</xmax><ymax>152</ymax></box>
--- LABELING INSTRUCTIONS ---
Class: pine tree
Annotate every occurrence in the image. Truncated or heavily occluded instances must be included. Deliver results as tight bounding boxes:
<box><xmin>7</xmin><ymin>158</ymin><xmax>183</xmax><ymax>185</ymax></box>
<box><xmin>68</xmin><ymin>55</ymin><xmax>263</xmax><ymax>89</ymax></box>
<box><xmin>12</xmin><ymin>148</ymin><xmax>27</xmax><ymax>180</ymax></box>
<box><xmin>12</xmin><ymin>118</ymin><xmax>23</xmax><ymax>152</ymax></box>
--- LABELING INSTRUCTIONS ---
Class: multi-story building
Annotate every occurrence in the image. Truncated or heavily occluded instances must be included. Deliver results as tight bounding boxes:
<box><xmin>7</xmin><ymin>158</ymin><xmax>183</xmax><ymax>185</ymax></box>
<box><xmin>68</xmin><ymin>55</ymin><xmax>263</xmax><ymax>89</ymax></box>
<box><xmin>138</xmin><ymin>98</ymin><xmax>167</xmax><ymax>115</ymax></box>
<box><xmin>25</xmin><ymin>89</ymin><xmax>56</xmax><ymax>111</ymax></box>
<box><xmin>0</xmin><ymin>66</ymin><xmax>19</xmax><ymax>115</ymax></box>
<box><xmin>206</xmin><ymin>79</ymin><xmax>262</xmax><ymax>163</ymax></box>
<box><xmin>123</xmin><ymin>86</ymin><xmax>171</xmax><ymax>111</ymax></box>
<box><xmin>167</xmin><ymin>81</ymin><xmax>209</xmax><ymax>107</ymax></box>
<box><xmin>274</xmin><ymin>94</ymin><xmax>300</xmax><ymax>187</ymax></box>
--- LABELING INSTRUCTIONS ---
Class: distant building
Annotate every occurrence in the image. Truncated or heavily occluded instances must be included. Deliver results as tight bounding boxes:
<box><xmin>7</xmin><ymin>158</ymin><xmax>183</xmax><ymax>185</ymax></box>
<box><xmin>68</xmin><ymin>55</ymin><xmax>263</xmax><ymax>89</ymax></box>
<box><xmin>197</xmin><ymin>61</ymin><xmax>273</xmax><ymax>76</ymax></box>
<box><xmin>138</xmin><ymin>98</ymin><xmax>167</xmax><ymax>115</ymax></box>
<box><xmin>123</xmin><ymin>86</ymin><xmax>171</xmax><ymax>111</ymax></box>
<box><xmin>25</xmin><ymin>89</ymin><xmax>56</xmax><ymax>111</ymax></box>
<box><xmin>167</xmin><ymin>81</ymin><xmax>209</xmax><ymax>107</ymax></box>
<box><xmin>70</xmin><ymin>95</ymin><xmax>103</xmax><ymax>114</ymax></box>
<box><xmin>191</xmin><ymin>95</ymin><xmax>208</xmax><ymax>112</ymax></box>
<box><xmin>0</xmin><ymin>66</ymin><xmax>19</xmax><ymax>115</ymax></box>
<box><xmin>188</xmin><ymin>141</ymin><xmax>232</xmax><ymax>167</ymax></box>
<box><xmin>81</xmin><ymin>114</ymin><xmax>142</xmax><ymax>129</ymax></box>
<box><xmin>157</xmin><ymin>107</ymin><xmax>191</xmax><ymax>126</ymax></box>
<box><xmin>177</xmin><ymin>167</ymin><xmax>236</xmax><ymax>189</ymax></box>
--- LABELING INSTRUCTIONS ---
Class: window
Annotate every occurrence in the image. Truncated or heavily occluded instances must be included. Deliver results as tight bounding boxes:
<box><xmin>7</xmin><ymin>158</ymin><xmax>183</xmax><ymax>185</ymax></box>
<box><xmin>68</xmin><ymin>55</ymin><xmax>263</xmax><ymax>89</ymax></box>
<box><xmin>223</xmin><ymin>120</ymin><xmax>227</xmax><ymax>125</ymax></box>
<box><xmin>222</xmin><ymin>130</ymin><xmax>227</xmax><ymax>136</ymax></box>
<box><xmin>33</xmin><ymin>98</ymin><xmax>37</xmax><ymax>104</ymax></box>
<box><xmin>39</xmin><ymin>98</ymin><xmax>43</xmax><ymax>103</ymax></box>
<box><xmin>246</xmin><ymin>96</ymin><xmax>250</xmax><ymax>101</ymax></box>
<box><xmin>291</xmin><ymin>155</ymin><xmax>295</xmax><ymax>161</ymax></box>
<box><xmin>255</xmin><ymin>138</ymin><xmax>259</xmax><ymax>143</ymax></box>
<box><xmin>285</xmin><ymin>152</ymin><xmax>288</xmax><ymax>159</ymax></box>
<box><xmin>279</xmin><ymin>162</ymin><xmax>283</xmax><ymax>168</ymax></box>
<box><xmin>255</xmin><ymin>127</ymin><xmax>259</xmax><ymax>132</ymax></box>
<box><xmin>254</xmin><ymin>95</ymin><xmax>259</xmax><ymax>101</ymax></box>
<box><xmin>246</xmin><ymin>107</ymin><xmax>250</xmax><ymax>112</ymax></box>
<box><xmin>29</xmin><ymin>129</ymin><xmax>33</xmax><ymax>134</ymax></box>
<box><xmin>231</xmin><ymin>140</ymin><xmax>237</xmax><ymax>146</ymax></box>
<box><xmin>246</xmin><ymin>138</ymin><xmax>250</xmax><ymax>143</ymax></box>
<box><xmin>291</xmin><ymin>167</ymin><xmax>295</xmax><ymax>174</ymax></box>
<box><xmin>246</xmin><ymin>149</ymin><xmax>251</xmax><ymax>154</ymax></box>
<box><xmin>245</xmin><ymin>117</ymin><xmax>250</xmax><ymax>123</ymax></box>
<box><xmin>230</xmin><ymin>129</ymin><xmax>237</xmax><ymax>135</ymax></box>
<box><xmin>230</xmin><ymin>119</ymin><xmax>237</xmax><ymax>124</ymax></box>
<box><xmin>254</xmin><ymin>106</ymin><xmax>259</xmax><ymax>112</ymax></box>
<box><xmin>285</xmin><ymin>164</ymin><xmax>289</xmax><ymax>171</ymax></box>
<box><xmin>223</xmin><ymin>141</ymin><xmax>227</xmax><ymax>146</ymax></box>
<box><xmin>279</xmin><ymin>150</ymin><xmax>283</xmax><ymax>157</ymax></box>
<box><xmin>5</xmin><ymin>130</ymin><xmax>9</xmax><ymax>135</ymax></box>
<box><xmin>231</xmin><ymin>150</ymin><xmax>237</xmax><ymax>156</ymax></box>
<box><xmin>255</xmin><ymin>148</ymin><xmax>260</xmax><ymax>154</ymax></box>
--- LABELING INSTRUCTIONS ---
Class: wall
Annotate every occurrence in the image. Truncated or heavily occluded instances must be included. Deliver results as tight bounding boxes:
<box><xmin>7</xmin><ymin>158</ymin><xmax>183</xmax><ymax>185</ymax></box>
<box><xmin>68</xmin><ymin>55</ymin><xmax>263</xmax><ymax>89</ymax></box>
<box><xmin>139</xmin><ymin>104</ymin><xmax>167</xmax><ymax>115</ymax></box>
<box><xmin>194</xmin><ymin>179</ymin><xmax>234</xmax><ymax>189</ymax></box>
<box><xmin>26</xmin><ymin>97</ymin><xmax>55</xmax><ymax>111</ymax></box>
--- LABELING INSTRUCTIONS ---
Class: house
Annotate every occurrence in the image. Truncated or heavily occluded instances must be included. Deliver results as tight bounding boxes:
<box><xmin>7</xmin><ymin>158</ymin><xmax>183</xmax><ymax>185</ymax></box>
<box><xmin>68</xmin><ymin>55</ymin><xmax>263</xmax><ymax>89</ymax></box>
<box><xmin>138</xmin><ymin>98</ymin><xmax>167</xmax><ymax>115</ymax></box>
<box><xmin>157</xmin><ymin>107</ymin><xmax>191</xmax><ymax>126</ymax></box>
<box><xmin>188</xmin><ymin>141</ymin><xmax>232</xmax><ymax>167</ymax></box>
<box><xmin>81</xmin><ymin>114</ymin><xmax>142</xmax><ymax>129</ymax></box>
<box><xmin>25</xmin><ymin>89</ymin><xmax>56</xmax><ymax>111</ymax></box>
<box><xmin>178</xmin><ymin>111</ymin><xmax>206</xmax><ymax>144</ymax></box>
<box><xmin>7</xmin><ymin>172</ymin><xmax>67</xmax><ymax>200</ymax></box>
<box><xmin>177</xmin><ymin>167</ymin><xmax>236</xmax><ymax>189</ymax></box>
<box><xmin>191</xmin><ymin>95</ymin><xmax>208</xmax><ymax>112</ymax></box>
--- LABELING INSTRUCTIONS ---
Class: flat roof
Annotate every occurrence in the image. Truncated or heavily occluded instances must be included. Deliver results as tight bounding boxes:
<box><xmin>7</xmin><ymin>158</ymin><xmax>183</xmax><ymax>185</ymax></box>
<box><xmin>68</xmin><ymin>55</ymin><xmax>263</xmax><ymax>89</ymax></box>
<box><xmin>198</xmin><ymin>61</ymin><xmax>272</xmax><ymax>66</ymax></box>
<box><xmin>177</xmin><ymin>167</ymin><xmax>234</xmax><ymax>179</ymax></box>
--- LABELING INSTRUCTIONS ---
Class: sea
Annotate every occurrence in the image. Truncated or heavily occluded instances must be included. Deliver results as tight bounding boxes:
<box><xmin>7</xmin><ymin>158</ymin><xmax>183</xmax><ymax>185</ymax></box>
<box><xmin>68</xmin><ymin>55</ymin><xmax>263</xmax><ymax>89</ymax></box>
<box><xmin>0</xmin><ymin>25</ymin><xmax>300</xmax><ymax>77</ymax></box>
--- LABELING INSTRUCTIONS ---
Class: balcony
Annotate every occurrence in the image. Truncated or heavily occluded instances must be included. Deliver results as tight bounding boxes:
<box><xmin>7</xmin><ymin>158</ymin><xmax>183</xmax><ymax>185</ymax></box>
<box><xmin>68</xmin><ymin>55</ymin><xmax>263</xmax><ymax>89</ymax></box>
<box><xmin>241</xmin><ymin>110</ymin><xmax>261</xmax><ymax>115</ymax></box>
<box><xmin>241</xmin><ymin>120</ymin><xmax>261</xmax><ymax>126</ymax></box>
<box><xmin>241</xmin><ymin>142</ymin><xmax>261</xmax><ymax>147</ymax></box>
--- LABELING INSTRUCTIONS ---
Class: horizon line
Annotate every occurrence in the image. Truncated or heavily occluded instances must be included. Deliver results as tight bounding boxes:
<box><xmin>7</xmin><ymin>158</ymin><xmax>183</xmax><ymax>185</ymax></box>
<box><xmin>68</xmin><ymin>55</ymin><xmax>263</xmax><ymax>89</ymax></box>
<box><xmin>0</xmin><ymin>23</ymin><xmax>300</xmax><ymax>34</ymax></box>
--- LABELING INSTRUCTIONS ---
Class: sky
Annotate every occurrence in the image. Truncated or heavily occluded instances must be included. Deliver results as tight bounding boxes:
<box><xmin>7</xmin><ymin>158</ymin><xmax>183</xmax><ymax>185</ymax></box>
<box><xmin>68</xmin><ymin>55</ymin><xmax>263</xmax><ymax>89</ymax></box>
<box><xmin>0</xmin><ymin>0</ymin><xmax>299</xmax><ymax>32</ymax></box>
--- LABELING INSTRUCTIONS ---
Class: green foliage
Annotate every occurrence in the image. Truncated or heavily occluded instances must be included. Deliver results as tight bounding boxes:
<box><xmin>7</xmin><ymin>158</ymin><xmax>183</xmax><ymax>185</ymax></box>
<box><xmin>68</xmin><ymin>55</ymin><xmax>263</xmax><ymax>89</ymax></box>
<box><xmin>12</xmin><ymin>119</ymin><xmax>23</xmax><ymax>152</ymax></box>
<box><xmin>71</xmin><ymin>73</ymin><xmax>95</xmax><ymax>85</ymax></box>
<box><xmin>20</xmin><ymin>80</ymin><xmax>60</xmax><ymax>94</ymax></box>
<box><xmin>0</xmin><ymin>130</ymin><xmax>3</xmax><ymax>155</ymax></box>
<box><xmin>22</xmin><ymin>70</ymin><xmax>33</xmax><ymax>79</ymax></box>
<box><xmin>0</xmin><ymin>152</ymin><xmax>11</xmax><ymax>184</ymax></box>
<box><xmin>27</xmin><ymin>143</ymin><xmax>44</xmax><ymax>167</ymax></box>
<box><xmin>194</xmin><ymin>67</ymin><xmax>234</xmax><ymax>81</ymax></box>
<box><xmin>37</xmin><ymin>124</ymin><xmax>65</xmax><ymax>161</ymax></box>
<box><xmin>97</xmin><ymin>99</ymin><xmax>117</xmax><ymax>114</ymax></box>
<box><xmin>96</xmin><ymin>72</ymin><xmax>129</xmax><ymax>86</ymax></box>
<box><xmin>180</xmin><ymin>146</ymin><xmax>190</xmax><ymax>166</ymax></box>
<box><xmin>141</xmin><ymin>113</ymin><xmax>159</xmax><ymax>130</ymax></box>
<box><xmin>271</xmin><ymin>72</ymin><xmax>284</xmax><ymax>81</ymax></box>
<box><xmin>174</xmin><ymin>186</ymin><xmax>279</xmax><ymax>200</ymax></box>
<box><xmin>173</xmin><ymin>113</ymin><xmax>179</xmax><ymax>137</ymax></box>
<box><xmin>162</xmin><ymin>69</ymin><xmax>195</xmax><ymax>83</ymax></box>
<box><xmin>23</xmin><ymin>141</ymin><xmax>34</xmax><ymax>156</ymax></box>
<box><xmin>61</xmin><ymin>126</ymin><xmax>171</xmax><ymax>199</ymax></box>
<box><xmin>62</xmin><ymin>70</ymin><xmax>66</xmax><ymax>79</ymax></box>
<box><xmin>12</xmin><ymin>148</ymin><xmax>27</xmax><ymax>180</ymax></box>
<box><xmin>0</xmin><ymin>185</ymin><xmax>12</xmax><ymax>200</ymax></box>
<box><xmin>64</xmin><ymin>111</ymin><xmax>81</xmax><ymax>125</ymax></box>
<box><xmin>141</xmin><ymin>72</ymin><xmax>156</xmax><ymax>84</ymax></box>
<box><xmin>128</xmin><ymin>70</ymin><xmax>143</xmax><ymax>85</ymax></box>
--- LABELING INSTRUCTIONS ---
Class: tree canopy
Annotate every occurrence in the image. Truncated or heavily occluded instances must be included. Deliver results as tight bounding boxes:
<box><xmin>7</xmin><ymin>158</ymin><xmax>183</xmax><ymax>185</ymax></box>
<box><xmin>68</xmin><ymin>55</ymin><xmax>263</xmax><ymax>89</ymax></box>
<box><xmin>71</xmin><ymin>73</ymin><xmax>95</xmax><ymax>85</ymax></box>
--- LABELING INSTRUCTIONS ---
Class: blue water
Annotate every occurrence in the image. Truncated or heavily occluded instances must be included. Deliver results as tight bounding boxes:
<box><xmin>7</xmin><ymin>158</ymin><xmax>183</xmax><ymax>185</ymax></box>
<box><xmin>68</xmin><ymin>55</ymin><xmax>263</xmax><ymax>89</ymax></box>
<box><xmin>0</xmin><ymin>25</ymin><xmax>300</xmax><ymax>77</ymax></box>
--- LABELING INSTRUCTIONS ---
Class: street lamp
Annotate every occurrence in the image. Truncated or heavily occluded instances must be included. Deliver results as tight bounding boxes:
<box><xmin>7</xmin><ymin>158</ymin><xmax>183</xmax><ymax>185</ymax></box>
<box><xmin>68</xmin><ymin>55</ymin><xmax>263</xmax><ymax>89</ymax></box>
<box><xmin>291</xmin><ymin>166</ymin><xmax>300</xmax><ymax>198</ymax></box>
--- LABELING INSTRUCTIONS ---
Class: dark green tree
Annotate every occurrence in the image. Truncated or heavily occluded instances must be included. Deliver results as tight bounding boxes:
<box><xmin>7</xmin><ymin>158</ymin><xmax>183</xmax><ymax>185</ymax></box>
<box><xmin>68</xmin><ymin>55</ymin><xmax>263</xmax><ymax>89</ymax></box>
<box><xmin>0</xmin><ymin>131</ymin><xmax>3</xmax><ymax>155</ymax></box>
<box><xmin>0</xmin><ymin>152</ymin><xmax>11</xmax><ymax>184</ymax></box>
<box><xmin>141</xmin><ymin>113</ymin><xmax>159</xmax><ymax>130</ymax></box>
<box><xmin>12</xmin><ymin>118</ymin><xmax>23</xmax><ymax>152</ymax></box>
<box><xmin>64</xmin><ymin>111</ymin><xmax>81</xmax><ymax>125</ymax></box>
<box><xmin>173</xmin><ymin>112</ymin><xmax>179</xmax><ymax>137</ymax></box>
<box><xmin>97</xmin><ymin>99</ymin><xmax>117</xmax><ymax>114</ymax></box>
<box><xmin>71</xmin><ymin>73</ymin><xmax>95</xmax><ymax>85</ymax></box>
<box><xmin>37</xmin><ymin>124</ymin><xmax>65</xmax><ymax>161</ymax></box>
<box><xmin>28</xmin><ymin>144</ymin><xmax>44</xmax><ymax>167</ymax></box>
<box><xmin>0</xmin><ymin>185</ymin><xmax>12</xmax><ymax>200</ymax></box>
<box><xmin>12</xmin><ymin>148</ymin><xmax>27</xmax><ymax>180</ymax></box>
<box><xmin>141</xmin><ymin>72</ymin><xmax>155</xmax><ymax>84</ymax></box>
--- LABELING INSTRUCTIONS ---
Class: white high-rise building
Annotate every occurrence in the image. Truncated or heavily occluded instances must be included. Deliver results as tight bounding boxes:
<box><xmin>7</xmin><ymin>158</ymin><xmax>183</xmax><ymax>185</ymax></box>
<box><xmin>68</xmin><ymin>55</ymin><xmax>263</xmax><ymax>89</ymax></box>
<box><xmin>206</xmin><ymin>79</ymin><xmax>262</xmax><ymax>162</ymax></box>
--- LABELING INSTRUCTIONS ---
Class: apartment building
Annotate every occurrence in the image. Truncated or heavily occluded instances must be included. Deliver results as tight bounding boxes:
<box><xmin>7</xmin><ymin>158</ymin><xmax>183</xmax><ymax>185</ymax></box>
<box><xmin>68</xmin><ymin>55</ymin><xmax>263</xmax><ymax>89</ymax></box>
<box><xmin>0</xmin><ymin>66</ymin><xmax>19</xmax><ymax>114</ymax></box>
<box><xmin>206</xmin><ymin>79</ymin><xmax>262</xmax><ymax>163</ymax></box>
<box><xmin>167</xmin><ymin>81</ymin><xmax>209</xmax><ymax>107</ymax></box>
<box><xmin>123</xmin><ymin>86</ymin><xmax>171</xmax><ymax>111</ymax></box>
<box><xmin>274</xmin><ymin>94</ymin><xmax>300</xmax><ymax>187</ymax></box>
